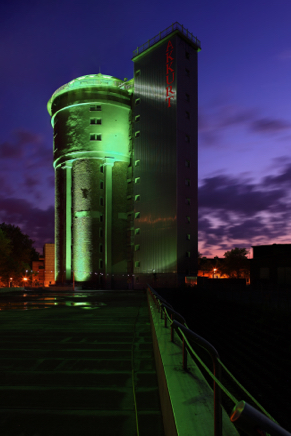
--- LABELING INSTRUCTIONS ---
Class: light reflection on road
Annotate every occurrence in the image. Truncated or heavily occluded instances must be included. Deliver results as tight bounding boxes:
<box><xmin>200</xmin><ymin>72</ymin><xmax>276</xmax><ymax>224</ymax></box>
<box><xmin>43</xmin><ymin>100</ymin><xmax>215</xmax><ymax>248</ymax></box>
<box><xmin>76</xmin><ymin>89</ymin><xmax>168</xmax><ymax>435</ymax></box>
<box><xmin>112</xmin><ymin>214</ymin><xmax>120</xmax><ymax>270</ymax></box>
<box><xmin>0</xmin><ymin>291</ymin><xmax>107</xmax><ymax>311</ymax></box>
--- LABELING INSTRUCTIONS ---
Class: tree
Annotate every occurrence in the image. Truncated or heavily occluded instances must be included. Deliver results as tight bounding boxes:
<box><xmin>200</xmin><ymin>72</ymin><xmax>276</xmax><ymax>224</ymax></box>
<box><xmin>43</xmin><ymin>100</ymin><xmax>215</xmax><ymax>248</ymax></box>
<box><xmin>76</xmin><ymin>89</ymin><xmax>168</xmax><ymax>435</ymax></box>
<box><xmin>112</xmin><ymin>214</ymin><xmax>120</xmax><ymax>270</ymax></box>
<box><xmin>0</xmin><ymin>230</ymin><xmax>12</xmax><ymax>286</ymax></box>
<box><xmin>221</xmin><ymin>247</ymin><xmax>250</xmax><ymax>279</ymax></box>
<box><xmin>0</xmin><ymin>223</ymin><xmax>39</xmax><ymax>286</ymax></box>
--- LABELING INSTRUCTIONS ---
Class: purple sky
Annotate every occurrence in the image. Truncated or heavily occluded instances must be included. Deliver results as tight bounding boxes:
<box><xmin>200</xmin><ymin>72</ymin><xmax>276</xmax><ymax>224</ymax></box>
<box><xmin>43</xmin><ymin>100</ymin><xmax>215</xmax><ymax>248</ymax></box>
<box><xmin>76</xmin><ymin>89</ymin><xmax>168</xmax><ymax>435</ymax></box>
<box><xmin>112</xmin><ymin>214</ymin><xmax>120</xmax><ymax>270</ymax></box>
<box><xmin>1</xmin><ymin>0</ymin><xmax>291</xmax><ymax>257</ymax></box>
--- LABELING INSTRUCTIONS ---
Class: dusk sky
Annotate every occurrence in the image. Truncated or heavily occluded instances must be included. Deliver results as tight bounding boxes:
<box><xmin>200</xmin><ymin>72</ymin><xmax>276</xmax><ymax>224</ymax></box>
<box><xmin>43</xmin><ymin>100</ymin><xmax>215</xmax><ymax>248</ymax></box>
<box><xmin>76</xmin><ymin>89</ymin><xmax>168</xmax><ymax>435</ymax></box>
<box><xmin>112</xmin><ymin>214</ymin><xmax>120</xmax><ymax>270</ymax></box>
<box><xmin>1</xmin><ymin>0</ymin><xmax>291</xmax><ymax>257</ymax></box>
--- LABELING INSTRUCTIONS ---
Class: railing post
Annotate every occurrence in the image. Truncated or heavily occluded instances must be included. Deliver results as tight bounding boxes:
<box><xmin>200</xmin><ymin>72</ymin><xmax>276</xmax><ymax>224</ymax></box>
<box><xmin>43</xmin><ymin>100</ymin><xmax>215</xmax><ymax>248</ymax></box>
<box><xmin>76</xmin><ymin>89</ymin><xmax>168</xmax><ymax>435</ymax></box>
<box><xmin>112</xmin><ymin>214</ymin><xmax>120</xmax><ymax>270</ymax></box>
<box><xmin>213</xmin><ymin>358</ymin><xmax>222</xmax><ymax>436</ymax></box>
<box><xmin>183</xmin><ymin>337</ymin><xmax>187</xmax><ymax>371</ymax></box>
<box><xmin>171</xmin><ymin>314</ymin><xmax>174</xmax><ymax>342</ymax></box>
<box><xmin>164</xmin><ymin>311</ymin><xmax>167</xmax><ymax>327</ymax></box>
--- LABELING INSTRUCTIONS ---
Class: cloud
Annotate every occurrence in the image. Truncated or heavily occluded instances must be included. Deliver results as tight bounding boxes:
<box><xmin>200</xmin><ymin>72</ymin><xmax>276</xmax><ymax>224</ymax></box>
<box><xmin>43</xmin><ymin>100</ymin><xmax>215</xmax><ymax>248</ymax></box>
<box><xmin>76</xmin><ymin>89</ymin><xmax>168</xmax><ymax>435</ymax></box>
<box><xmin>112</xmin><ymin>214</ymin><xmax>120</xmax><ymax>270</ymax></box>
<box><xmin>0</xmin><ymin>196</ymin><xmax>54</xmax><ymax>253</ymax></box>
<box><xmin>198</xmin><ymin>164</ymin><xmax>291</xmax><ymax>255</ymax></box>
<box><xmin>263</xmin><ymin>163</ymin><xmax>291</xmax><ymax>186</ymax></box>
<box><xmin>199</xmin><ymin>174</ymin><xmax>285</xmax><ymax>214</ymax></box>
<box><xmin>24</xmin><ymin>175</ymin><xmax>39</xmax><ymax>188</ymax></box>
<box><xmin>250</xmin><ymin>118</ymin><xmax>291</xmax><ymax>134</ymax></box>
<box><xmin>199</xmin><ymin>103</ymin><xmax>291</xmax><ymax>147</ymax></box>
<box><xmin>0</xmin><ymin>130</ymin><xmax>43</xmax><ymax>159</ymax></box>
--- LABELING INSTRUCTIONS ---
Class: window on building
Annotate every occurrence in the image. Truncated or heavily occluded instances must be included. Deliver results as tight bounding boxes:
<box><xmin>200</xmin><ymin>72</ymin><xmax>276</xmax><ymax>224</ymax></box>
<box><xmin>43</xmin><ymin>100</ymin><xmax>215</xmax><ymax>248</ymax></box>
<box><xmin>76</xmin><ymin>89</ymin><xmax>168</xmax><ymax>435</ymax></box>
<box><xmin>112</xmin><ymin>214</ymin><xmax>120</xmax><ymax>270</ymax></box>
<box><xmin>185</xmin><ymin>160</ymin><xmax>190</xmax><ymax>168</ymax></box>
<box><xmin>135</xmin><ymin>195</ymin><xmax>140</xmax><ymax>202</ymax></box>
<box><xmin>100</xmin><ymin>197</ymin><xmax>104</xmax><ymax>206</ymax></box>
<box><xmin>90</xmin><ymin>118</ymin><xmax>101</xmax><ymax>125</ymax></box>
<box><xmin>259</xmin><ymin>267</ymin><xmax>269</xmax><ymax>279</ymax></box>
<box><xmin>100</xmin><ymin>214</ymin><xmax>103</xmax><ymax>222</ymax></box>
<box><xmin>135</xmin><ymin>228</ymin><xmax>140</xmax><ymax>235</ymax></box>
<box><xmin>135</xmin><ymin>245</ymin><xmax>140</xmax><ymax>251</ymax></box>
<box><xmin>90</xmin><ymin>105</ymin><xmax>101</xmax><ymax>111</ymax></box>
<box><xmin>99</xmin><ymin>259</ymin><xmax>103</xmax><ymax>268</ymax></box>
<box><xmin>135</xmin><ymin>177</ymin><xmax>140</xmax><ymax>184</ymax></box>
<box><xmin>135</xmin><ymin>160</ymin><xmax>140</xmax><ymax>167</ymax></box>
<box><xmin>135</xmin><ymin>131</ymin><xmax>140</xmax><ymax>138</ymax></box>
<box><xmin>99</xmin><ymin>228</ymin><xmax>103</xmax><ymax>238</ymax></box>
<box><xmin>100</xmin><ymin>165</ymin><xmax>104</xmax><ymax>173</ymax></box>
<box><xmin>135</xmin><ymin>212</ymin><xmax>140</xmax><ymax>219</ymax></box>
<box><xmin>186</xmin><ymin>251</ymin><xmax>190</xmax><ymax>258</ymax></box>
<box><xmin>186</xmin><ymin>93</ymin><xmax>190</xmax><ymax>102</ymax></box>
<box><xmin>135</xmin><ymin>115</ymin><xmax>140</xmax><ymax>122</ymax></box>
<box><xmin>135</xmin><ymin>70</ymin><xmax>141</xmax><ymax>77</ymax></box>
<box><xmin>185</xmin><ymin>179</ymin><xmax>190</xmax><ymax>186</ymax></box>
<box><xmin>187</xmin><ymin>216</ymin><xmax>190</xmax><ymax>223</ymax></box>
<box><xmin>185</xmin><ymin>68</ymin><xmax>190</xmax><ymax>77</ymax></box>
<box><xmin>185</xmin><ymin>135</ymin><xmax>190</xmax><ymax>142</ymax></box>
<box><xmin>100</xmin><ymin>181</ymin><xmax>104</xmax><ymax>189</ymax></box>
<box><xmin>187</xmin><ymin>234</ymin><xmax>191</xmax><ymax>240</ymax></box>
<box><xmin>90</xmin><ymin>134</ymin><xmax>102</xmax><ymax>141</ymax></box>
<box><xmin>135</xmin><ymin>261</ymin><xmax>140</xmax><ymax>267</ymax></box>
<box><xmin>135</xmin><ymin>98</ymin><xmax>141</xmax><ymax>105</ymax></box>
<box><xmin>186</xmin><ymin>111</ymin><xmax>190</xmax><ymax>120</ymax></box>
<box><xmin>186</xmin><ymin>198</ymin><xmax>191</xmax><ymax>205</ymax></box>
<box><xmin>185</xmin><ymin>51</ymin><xmax>190</xmax><ymax>59</ymax></box>
<box><xmin>99</xmin><ymin>244</ymin><xmax>103</xmax><ymax>253</ymax></box>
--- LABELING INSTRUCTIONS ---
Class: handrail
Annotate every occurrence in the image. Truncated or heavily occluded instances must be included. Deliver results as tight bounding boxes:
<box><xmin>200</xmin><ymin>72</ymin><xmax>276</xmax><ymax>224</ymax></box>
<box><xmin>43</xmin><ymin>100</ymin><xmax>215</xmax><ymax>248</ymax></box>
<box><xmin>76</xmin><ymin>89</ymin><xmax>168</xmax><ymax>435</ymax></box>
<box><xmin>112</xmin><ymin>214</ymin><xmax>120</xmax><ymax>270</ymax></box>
<box><xmin>147</xmin><ymin>285</ymin><xmax>291</xmax><ymax>436</ymax></box>
<box><xmin>133</xmin><ymin>22</ymin><xmax>201</xmax><ymax>58</ymax></box>
<box><xmin>160</xmin><ymin>303</ymin><xmax>186</xmax><ymax>326</ymax></box>
<box><xmin>172</xmin><ymin>320</ymin><xmax>222</xmax><ymax>436</ymax></box>
<box><xmin>231</xmin><ymin>401</ymin><xmax>291</xmax><ymax>436</ymax></box>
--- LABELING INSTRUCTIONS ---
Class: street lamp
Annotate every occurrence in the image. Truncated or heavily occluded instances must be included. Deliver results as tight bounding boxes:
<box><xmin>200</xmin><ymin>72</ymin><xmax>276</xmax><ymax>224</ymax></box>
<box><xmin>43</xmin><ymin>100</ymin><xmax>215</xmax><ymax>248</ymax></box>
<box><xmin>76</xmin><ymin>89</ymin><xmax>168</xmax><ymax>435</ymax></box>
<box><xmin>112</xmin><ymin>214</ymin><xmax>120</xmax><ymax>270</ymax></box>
<box><xmin>213</xmin><ymin>268</ymin><xmax>217</xmax><ymax>279</ymax></box>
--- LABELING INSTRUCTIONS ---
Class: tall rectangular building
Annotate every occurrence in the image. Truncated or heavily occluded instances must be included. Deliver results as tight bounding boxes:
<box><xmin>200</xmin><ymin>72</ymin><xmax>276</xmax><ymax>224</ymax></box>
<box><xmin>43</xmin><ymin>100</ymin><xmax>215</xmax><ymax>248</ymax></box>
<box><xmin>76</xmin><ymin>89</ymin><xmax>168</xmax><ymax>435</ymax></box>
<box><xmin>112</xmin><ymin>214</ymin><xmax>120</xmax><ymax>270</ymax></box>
<box><xmin>132</xmin><ymin>23</ymin><xmax>200</xmax><ymax>287</ymax></box>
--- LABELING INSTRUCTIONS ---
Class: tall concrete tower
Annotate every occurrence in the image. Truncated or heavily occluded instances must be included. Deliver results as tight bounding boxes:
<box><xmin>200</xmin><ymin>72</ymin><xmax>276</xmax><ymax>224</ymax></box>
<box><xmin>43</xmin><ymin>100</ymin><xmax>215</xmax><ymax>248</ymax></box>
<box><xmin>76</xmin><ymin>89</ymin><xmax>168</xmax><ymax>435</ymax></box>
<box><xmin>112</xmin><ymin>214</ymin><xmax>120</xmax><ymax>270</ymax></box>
<box><xmin>47</xmin><ymin>74</ymin><xmax>133</xmax><ymax>287</ymax></box>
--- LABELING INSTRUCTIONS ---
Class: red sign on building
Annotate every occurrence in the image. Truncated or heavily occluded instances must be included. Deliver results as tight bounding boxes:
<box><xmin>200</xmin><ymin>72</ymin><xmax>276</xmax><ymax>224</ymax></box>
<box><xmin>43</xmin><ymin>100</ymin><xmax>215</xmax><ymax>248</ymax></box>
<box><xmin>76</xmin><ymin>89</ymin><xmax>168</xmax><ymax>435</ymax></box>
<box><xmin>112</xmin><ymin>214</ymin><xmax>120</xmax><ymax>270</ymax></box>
<box><xmin>165</xmin><ymin>40</ymin><xmax>176</xmax><ymax>107</ymax></box>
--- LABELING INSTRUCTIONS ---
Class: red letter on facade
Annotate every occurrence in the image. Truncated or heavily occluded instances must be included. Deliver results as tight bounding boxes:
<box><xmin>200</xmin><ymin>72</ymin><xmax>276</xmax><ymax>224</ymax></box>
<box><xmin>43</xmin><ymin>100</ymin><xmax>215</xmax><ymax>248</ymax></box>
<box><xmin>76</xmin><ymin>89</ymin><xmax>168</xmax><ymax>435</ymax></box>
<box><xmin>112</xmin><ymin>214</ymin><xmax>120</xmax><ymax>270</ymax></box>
<box><xmin>166</xmin><ymin>72</ymin><xmax>175</xmax><ymax>84</ymax></box>
<box><xmin>166</xmin><ymin>40</ymin><xmax>174</xmax><ymax>52</ymax></box>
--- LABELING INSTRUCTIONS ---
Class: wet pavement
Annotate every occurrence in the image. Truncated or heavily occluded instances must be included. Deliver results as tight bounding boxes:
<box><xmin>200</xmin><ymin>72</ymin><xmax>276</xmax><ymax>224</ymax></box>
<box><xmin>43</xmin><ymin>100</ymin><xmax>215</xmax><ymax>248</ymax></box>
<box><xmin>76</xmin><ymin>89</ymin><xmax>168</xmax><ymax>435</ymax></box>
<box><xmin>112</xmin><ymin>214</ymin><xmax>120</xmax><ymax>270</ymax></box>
<box><xmin>0</xmin><ymin>289</ymin><xmax>164</xmax><ymax>436</ymax></box>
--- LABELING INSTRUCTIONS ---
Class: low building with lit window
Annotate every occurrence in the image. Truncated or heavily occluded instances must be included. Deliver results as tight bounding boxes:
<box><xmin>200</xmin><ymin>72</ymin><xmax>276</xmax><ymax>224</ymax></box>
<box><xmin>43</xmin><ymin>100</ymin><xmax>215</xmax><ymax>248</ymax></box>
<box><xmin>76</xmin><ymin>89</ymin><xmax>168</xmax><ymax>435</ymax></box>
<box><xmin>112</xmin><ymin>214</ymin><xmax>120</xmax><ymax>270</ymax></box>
<box><xmin>251</xmin><ymin>244</ymin><xmax>291</xmax><ymax>288</ymax></box>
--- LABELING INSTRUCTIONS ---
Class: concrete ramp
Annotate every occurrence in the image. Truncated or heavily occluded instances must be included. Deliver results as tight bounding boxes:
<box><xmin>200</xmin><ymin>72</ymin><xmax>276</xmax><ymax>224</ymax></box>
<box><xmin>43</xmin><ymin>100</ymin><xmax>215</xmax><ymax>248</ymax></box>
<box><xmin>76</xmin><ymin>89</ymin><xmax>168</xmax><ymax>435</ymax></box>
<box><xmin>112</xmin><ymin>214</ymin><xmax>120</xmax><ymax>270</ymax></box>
<box><xmin>0</xmin><ymin>290</ymin><xmax>164</xmax><ymax>436</ymax></box>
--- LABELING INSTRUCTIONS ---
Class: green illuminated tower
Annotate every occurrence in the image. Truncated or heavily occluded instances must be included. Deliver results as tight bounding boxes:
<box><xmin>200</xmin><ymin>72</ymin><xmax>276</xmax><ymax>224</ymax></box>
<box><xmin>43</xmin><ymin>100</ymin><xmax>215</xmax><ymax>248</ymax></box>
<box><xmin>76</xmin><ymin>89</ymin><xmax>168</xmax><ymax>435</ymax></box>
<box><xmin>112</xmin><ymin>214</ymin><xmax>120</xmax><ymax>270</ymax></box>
<box><xmin>48</xmin><ymin>22</ymin><xmax>200</xmax><ymax>289</ymax></box>
<box><xmin>47</xmin><ymin>74</ymin><xmax>133</xmax><ymax>287</ymax></box>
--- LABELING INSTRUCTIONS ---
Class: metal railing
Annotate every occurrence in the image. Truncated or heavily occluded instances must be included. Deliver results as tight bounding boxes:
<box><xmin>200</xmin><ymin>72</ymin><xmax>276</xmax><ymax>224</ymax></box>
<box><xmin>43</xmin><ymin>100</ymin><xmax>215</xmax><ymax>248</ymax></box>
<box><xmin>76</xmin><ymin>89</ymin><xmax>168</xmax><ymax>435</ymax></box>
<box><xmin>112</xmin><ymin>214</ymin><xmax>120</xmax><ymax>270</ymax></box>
<box><xmin>133</xmin><ymin>22</ymin><xmax>201</xmax><ymax>58</ymax></box>
<box><xmin>147</xmin><ymin>284</ymin><xmax>291</xmax><ymax>436</ymax></box>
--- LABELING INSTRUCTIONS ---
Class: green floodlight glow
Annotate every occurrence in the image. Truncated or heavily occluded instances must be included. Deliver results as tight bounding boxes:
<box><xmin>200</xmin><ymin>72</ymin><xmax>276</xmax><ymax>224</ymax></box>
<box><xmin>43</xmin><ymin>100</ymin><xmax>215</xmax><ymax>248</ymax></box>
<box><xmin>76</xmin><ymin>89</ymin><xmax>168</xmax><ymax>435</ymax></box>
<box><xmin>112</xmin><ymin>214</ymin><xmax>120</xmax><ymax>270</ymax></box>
<box><xmin>47</xmin><ymin>73</ymin><xmax>134</xmax><ymax>116</ymax></box>
<box><xmin>49</xmin><ymin>71</ymin><xmax>132</xmax><ymax>284</ymax></box>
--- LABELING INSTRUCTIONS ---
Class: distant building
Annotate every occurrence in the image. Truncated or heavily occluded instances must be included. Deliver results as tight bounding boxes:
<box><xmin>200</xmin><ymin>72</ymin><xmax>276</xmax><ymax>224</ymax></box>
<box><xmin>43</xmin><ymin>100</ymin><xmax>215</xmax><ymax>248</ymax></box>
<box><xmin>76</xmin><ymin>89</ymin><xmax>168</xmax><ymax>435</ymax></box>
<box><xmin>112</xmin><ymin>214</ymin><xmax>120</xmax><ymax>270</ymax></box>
<box><xmin>32</xmin><ymin>257</ymin><xmax>45</xmax><ymax>286</ymax></box>
<box><xmin>47</xmin><ymin>22</ymin><xmax>200</xmax><ymax>288</ymax></box>
<box><xmin>32</xmin><ymin>244</ymin><xmax>55</xmax><ymax>287</ymax></box>
<box><xmin>251</xmin><ymin>244</ymin><xmax>291</xmax><ymax>288</ymax></box>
